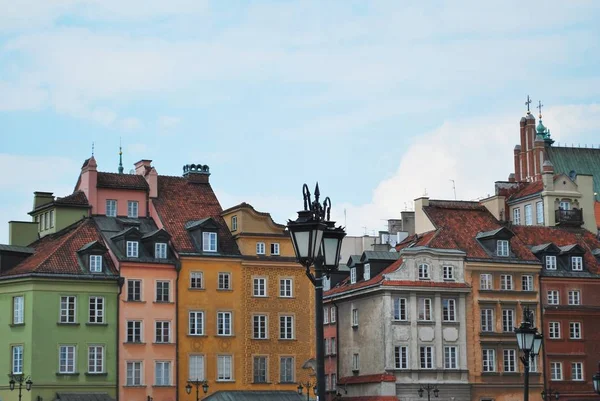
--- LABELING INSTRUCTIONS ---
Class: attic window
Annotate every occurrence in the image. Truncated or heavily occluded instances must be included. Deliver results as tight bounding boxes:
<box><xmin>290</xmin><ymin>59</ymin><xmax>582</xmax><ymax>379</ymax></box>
<box><xmin>363</xmin><ymin>264</ymin><xmax>371</xmax><ymax>280</ymax></box>
<box><xmin>546</xmin><ymin>255</ymin><xmax>557</xmax><ymax>270</ymax></box>
<box><xmin>231</xmin><ymin>215</ymin><xmax>238</xmax><ymax>231</ymax></box>
<box><xmin>496</xmin><ymin>240</ymin><xmax>509</xmax><ymax>257</ymax></box>
<box><xmin>418</xmin><ymin>263</ymin><xmax>430</xmax><ymax>280</ymax></box>
<box><xmin>90</xmin><ymin>255</ymin><xmax>103</xmax><ymax>273</ymax></box>
<box><xmin>350</xmin><ymin>268</ymin><xmax>357</xmax><ymax>284</ymax></box>
<box><xmin>202</xmin><ymin>232</ymin><xmax>217</xmax><ymax>252</ymax></box>
<box><xmin>571</xmin><ymin>256</ymin><xmax>583</xmax><ymax>271</ymax></box>
<box><xmin>127</xmin><ymin>241</ymin><xmax>139</xmax><ymax>258</ymax></box>
<box><xmin>155</xmin><ymin>243</ymin><xmax>167</xmax><ymax>259</ymax></box>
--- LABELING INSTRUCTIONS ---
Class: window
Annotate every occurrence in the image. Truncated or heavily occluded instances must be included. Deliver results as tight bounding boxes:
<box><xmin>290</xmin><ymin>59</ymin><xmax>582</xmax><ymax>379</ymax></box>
<box><xmin>323</xmin><ymin>276</ymin><xmax>331</xmax><ymax>291</ymax></box>
<box><xmin>496</xmin><ymin>240</ymin><xmax>509</xmax><ymax>257</ymax></box>
<box><xmin>531</xmin><ymin>355</ymin><xmax>538</xmax><ymax>372</ymax></box>
<box><xmin>393</xmin><ymin>298</ymin><xmax>407</xmax><ymax>321</ymax></box>
<box><xmin>12</xmin><ymin>345</ymin><xmax>23</xmax><ymax>374</ymax></box>
<box><xmin>442</xmin><ymin>299</ymin><xmax>456</xmax><ymax>322</ymax></box>
<box><xmin>280</xmin><ymin>315</ymin><xmax>294</xmax><ymax>339</ymax></box>
<box><xmin>45</xmin><ymin>212</ymin><xmax>50</xmax><ymax>229</ymax></box>
<box><xmin>231</xmin><ymin>215</ymin><xmax>237</xmax><ymax>231</ymax></box>
<box><xmin>88</xmin><ymin>345</ymin><xmax>104</xmax><ymax>373</ymax></box>
<box><xmin>13</xmin><ymin>296</ymin><xmax>24</xmax><ymax>324</ymax></box>
<box><xmin>444</xmin><ymin>346</ymin><xmax>458</xmax><ymax>369</ymax></box>
<box><xmin>502</xmin><ymin>309</ymin><xmax>515</xmax><ymax>332</ymax></box>
<box><xmin>126</xmin><ymin>361</ymin><xmax>142</xmax><ymax>385</ymax></box>
<box><xmin>189</xmin><ymin>311</ymin><xmax>204</xmax><ymax>336</ymax></box>
<box><xmin>350</xmin><ymin>268</ymin><xmax>357</xmax><ymax>284</ymax></box>
<box><xmin>324</xmin><ymin>338</ymin><xmax>330</xmax><ymax>355</ymax></box>
<box><xmin>90</xmin><ymin>255</ymin><xmax>103</xmax><ymax>272</ymax></box>
<box><xmin>190</xmin><ymin>272</ymin><xmax>203</xmax><ymax>289</ymax></box>
<box><xmin>560</xmin><ymin>201</ymin><xmax>571</xmax><ymax>210</ymax></box>
<box><xmin>271</xmin><ymin>243</ymin><xmax>280</xmax><ymax>255</ymax></box>
<box><xmin>572</xmin><ymin>256</ymin><xmax>583</xmax><ymax>271</ymax></box>
<box><xmin>536</xmin><ymin>201</ymin><xmax>544</xmax><ymax>224</ymax></box>
<box><xmin>351</xmin><ymin>309</ymin><xmax>358</xmax><ymax>327</ymax></box>
<box><xmin>524</xmin><ymin>204</ymin><xmax>533</xmax><ymax>225</ymax></box>
<box><xmin>155</xmin><ymin>361</ymin><xmax>171</xmax><ymax>386</ymax></box>
<box><xmin>59</xmin><ymin>345</ymin><xmax>76</xmax><ymax>373</ymax></box>
<box><xmin>480</xmin><ymin>273</ymin><xmax>492</xmax><ymax>290</ymax></box>
<box><xmin>501</xmin><ymin>274</ymin><xmax>513</xmax><ymax>290</ymax></box>
<box><xmin>253</xmin><ymin>315</ymin><xmax>267</xmax><ymax>339</ymax></box>
<box><xmin>156</xmin><ymin>281</ymin><xmax>170</xmax><ymax>302</ymax></box>
<box><xmin>331</xmin><ymin>338</ymin><xmax>336</xmax><ymax>355</ymax></box>
<box><xmin>189</xmin><ymin>355</ymin><xmax>205</xmax><ymax>381</ymax></box>
<box><xmin>330</xmin><ymin>306</ymin><xmax>336</xmax><ymax>323</ymax></box>
<box><xmin>418</xmin><ymin>298</ymin><xmax>432</xmax><ymax>321</ymax></box>
<box><xmin>50</xmin><ymin>210</ymin><xmax>55</xmax><ymax>228</ymax></box>
<box><xmin>570</xmin><ymin>322</ymin><xmax>582</xmax><ymax>339</ymax></box>
<box><xmin>217</xmin><ymin>355</ymin><xmax>233</xmax><ymax>381</ymax></box>
<box><xmin>513</xmin><ymin>208</ymin><xmax>521</xmax><ymax>225</ymax></box>
<box><xmin>280</xmin><ymin>357</ymin><xmax>294</xmax><ymax>383</ymax></box>
<box><xmin>549</xmin><ymin>322</ymin><xmax>561</xmax><ymax>339</ymax></box>
<box><xmin>363</xmin><ymin>264</ymin><xmax>371</xmax><ymax>280</ymax></box>
<box><xmin>256</xmin><ymin>242</ymin><xmax>265</xmax><ymax>255</ymax></box>
<box><xmin>155</xmin><ymin>243</ymin><xmax>167</xmax><ymax>259</ymax></box>
<box><xmin>522</xmin><ymin>275</ymin><xmax>533</xmax><ymax>291</ymax></box>
<box><xmin>332</xmin><ymin>373</ymin><xmax>337</xmax><ymax>390</ymax></box>
<box><xmin>253</xmin><ymin>277</ymin><xmax>267</xmax><ymax>297</ymax></box>
<box><xmin>546</xmin><ymin>255</ymin><xmax>557</xmax><ymax>270</ymax></box>
<box><xmin>551</xmin><ymin>362</ymin><xmax>563</xmax><ymax>381</ymax></box>
<box><xmin>106</xmin><ymin>200</ymin><xmax>117</xmax><ymax>217</ymax></box>
<box><xmin>88</xmin><ymin>296</ymin><xmax>104</xmax><ymax>324</ymax></box>
<box><xmin>253</xmin><ymin>356</ymin><xmax>267</xmax><ymax>383</ymax></box>
<box><xmin>127</xmin><ymin>201</ymin><xmax>139</xmax><ymax>218</ymax></box>
<box><xmin>572</xmin><ymin>362</ymin><xmax>584</xmax><ymax>381</ymax></box>
<box><xmin>420</xmin><ymin>346</ymin><xmax>433</xmax><ymax>369</ymax></box>
<box><xmin>218</xmin><ymin>273</ymin><xmax>231</xmax><ymax>290</ymax></box>
<box><xmin>418</xmin><ymin>263</ymin><xmax>430</xmax><ymax>279</ymax></box>
<box><xmin>352</xmin><ymin>353</ymin><xmax>360</xmax><ymax>371</ymax></box>
<box><xmin>127</xmin><ymin>321</ymin><xmax>142</xmax><ymax>342</ymax></box>
<box><xmin>482</xmin><ymin>349</ymin><xmax>496</xmax><ymax>372</ymax></box>
<box><xmin>127</xmin><ymin>279</ymin><xmax>141</xmax><ymax>301</ymax></box>
<box><xmin>547</xmin><ymin>290</ymin><xmax>559</xmax><ymax>305</ymax></box>
<box><xmin>280</xmin><ymin>278</ymin><xmax>292</xmax><ymax>298</ymax></box>
<box><xmin>395</xmin><ymin>346</ymin><xmax>408</xmax><ymax>369</ymax></box>
<box><xmin>568</xmin><ymin>290</ymin><xmax>581</xmax><ymax>305</ymax></box>
<box><xmin>324</xmin><ymin>307</ymin><xmax>329</xmax><ymax>324</ymax></box>
<box><xmin>443</xmin><ymin>265</ymin><xmax>455</xmax><ymax>280</ymax></box>
<box><xmin>40</xmin><ymin>213</ymin><xmax>45</xmax><ymax>230</ymax></box>
<box><xmin>503</xmin><ymin>349</ymin><xmax>516</xmax><ymax>372</ymax></box>
<box><xmin>60</xmin><ymin>296</ymin><xmax>76</xmax><ymax>323</ymax></box>
<box><xmin>126</xmin><ymin>241</ymin><xmax>139</xmax><ymax>258</ymax></box>
<box><xmin>217</xmin><ymin>312</ymin><xmax>232</xmax><ymax>336</ymax></box>
<box><xmin>202</xmin><ymin>231</ymin><xmax>218</xmax><ymax>252</ymax></box>
<box><xmin>155</xmin><ymin>321</ymin><xmax>170</xmax><ymax>343</ymax></box>
<box><xmin>481</xmin><ymin>309</ymin><xmax>494</xmax><ymax>332</ymax></box>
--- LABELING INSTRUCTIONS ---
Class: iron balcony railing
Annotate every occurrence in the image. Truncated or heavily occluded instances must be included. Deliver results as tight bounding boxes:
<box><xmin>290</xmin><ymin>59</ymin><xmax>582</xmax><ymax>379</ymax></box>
<box><xmin>555</xmin><ymin>208</ymin><xmax>583</xmax><ymax>226</ymax></box>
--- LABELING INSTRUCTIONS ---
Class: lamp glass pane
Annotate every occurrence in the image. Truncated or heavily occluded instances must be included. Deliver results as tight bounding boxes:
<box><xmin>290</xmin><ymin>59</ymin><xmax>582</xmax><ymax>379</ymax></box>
<box><xmin>516</xmin><ymin>331</ymin><xmax>525</xmax><ymax>349</ymax></box>
<box><xmin>310</xmin><ymin>228</ymin><xmax>324</xmax><ymax>260</ymax></box>
<box><xmin>293</xmin><ymin>230</ymin><xmax>310</xmax><ymax>259</ymax></box>
<box><xmin>523</xmin><ymin>331</ymin><xmax>535</xmax><ymax>350</ymax></box>
<box><xmin>532</xmin><ymin>335</ymin><xmax>543</xmax><ymax>355</ymax></box>
<box><xmin>322</xmin><ymin>237</ymin><xmax>339</xmax><ymax>266</ymax></box>
<box><xmin>594</xmin><ymin>376</ymin><xmax>600</xmax><ymax>392</ymax></box>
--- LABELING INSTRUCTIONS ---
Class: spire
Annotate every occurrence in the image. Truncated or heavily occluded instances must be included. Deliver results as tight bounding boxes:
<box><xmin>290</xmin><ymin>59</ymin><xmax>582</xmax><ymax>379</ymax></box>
<box><xmin>118</xmin><ymin>138</ymin><xmax>124</xmax><ymax>174</ymax></box>
<box><xmin>525</xmin><ymin>95</ymin><xmax>532</xmax><ymax>114</ymax></box>
<box><xmin>91</xmin><ymin>141</ymin><xmax>95</xmax><ymax>157</ymax></box>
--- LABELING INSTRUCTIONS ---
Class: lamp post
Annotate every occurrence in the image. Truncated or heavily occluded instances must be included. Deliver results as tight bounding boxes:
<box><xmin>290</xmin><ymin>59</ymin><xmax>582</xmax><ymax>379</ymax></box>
<box><xmin>8</xmin><ymin>374</ymin><xmax>33</xmax><ymax>401</ymax></box>
<box><xmin>541</xmin><ymin>388</ymin><xmax>560</xmax><ymax>401</ymax></box>
<box><xmin>297</xmin><ymin>381</ymin><xmax>317</xmax><ymax>401</ymax></box>
<box><xmin>185</xmin><ymin>379</ymin><xmax>209</xmax><ymax>401</ymax></box>
<box><xmin>418</xmin><ymin>384</ymin><xmax>439</xmax><ymax>401</ymax></box>
<box><xmin>593</xmin><ymin>362</ymin><xmax>600</xmax><ymax>394</ymax></box>
<box><xmin>288</xmin><ymin>184</ymin><xmax>346</xmax><ymax>401</ymax></box>
<box><xmin>515</xmin><ymin>307</ymin><xmax>543</xmax><ymax>401</ymax></box>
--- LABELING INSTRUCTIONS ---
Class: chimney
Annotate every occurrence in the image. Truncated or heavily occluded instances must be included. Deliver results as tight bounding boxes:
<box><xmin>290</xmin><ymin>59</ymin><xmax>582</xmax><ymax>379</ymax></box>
<box><xmin>414</xmin><ymin>197</ymin><xmax>435</xmax><ymax>234</ymax></box>
<box><xmin>33</xmin><ymin>192</ymin><xmax>54</xmax><ymax>209</ymax></box>
<box><xmin>135</xmin><ymin>160</ymin><xmax>158</xmax><ymax>198</ymax></box>
<box><xmin>399</xmin><ymin>211</ymin><xmax>415</xmax><ymax>236</ymax></box>
<box><xmin>134</xmin><ymin>160</ymin><xmax>152</xmax><ymax>176</ymax></box>
<box><xmin>542</xmin><ymin>160</ymin><xmax>554</xmax><ymax>191</ymax></box>
<box><xmin>78</xmin><ymin>157</ymin><xmax>98</xmax><ymax>214</ymax></box>
<box><xmin>183</xmin><ymin>164</ymin><xmax>210</xmax><ymax>184</ymax></box>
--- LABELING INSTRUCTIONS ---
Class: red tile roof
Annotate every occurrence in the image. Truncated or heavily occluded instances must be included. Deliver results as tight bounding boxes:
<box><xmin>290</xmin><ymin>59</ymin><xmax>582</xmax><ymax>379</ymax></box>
<box><xmin>509</xmin><ymin>180</ymin><xmax>543</xmax><ymax>200</ymax></box>
<box><xmin>54</xmin><ymin>190</ymin><xmax>89</xmax><ymax>206</ymax></box>
<box><xmin>2</xmin><ymin>219</ymin><xmax>117</xmax><ymax>277</ymax></box>
<box><xmin>342</xmin><ymin>397</ymin><xmax>398</xmax><ymax>401</ymax></box>
<box><xmin>152</xmin><ymin>176</ymin><xmax>239</xmax><ymax>255</ymax></box>
<box><xmin>383</xmin><ymin>280</ymin><xmax>470</xmax><ymax>289</ymax></box>
<box><xmin>338</xmin><ymin>373</ymin><xmax>396</xmax><ymax>385</ymax></box>
<box><xmin>97</xmin><ymin>172</ymin><xmax>149</xmax><ymax>190</ymax></box>
<box><xmin>325</xmin><ymin>257</ymin><xmax>403</xmax><ymax>296</ymax></box>
<box><xmin>595</xmin><ymin>201</ymin><xmax>600</xmax><ymax>229</ymax></box>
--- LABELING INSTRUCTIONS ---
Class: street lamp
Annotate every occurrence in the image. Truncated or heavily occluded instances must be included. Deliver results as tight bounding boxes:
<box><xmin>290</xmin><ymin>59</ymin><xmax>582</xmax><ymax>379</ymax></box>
<box><xmin>515</xmin><ymin>307</ymin><xmax>543</xmax><ymax>401</ymax></box>
<box><xmin>297</xmin><ymin>381</ymin><xmax>317</xmax><ymax>401</ymax></box>
<box><xmin>8</xmin><ymin>374</ymin><xmax>33</xmax><ymax>401</ymax></box>
<box><xmin>185</xmin><ymin>379</ymin><xmax>209</xmax><ymax>401</ymax></box>
<box><xmin>418</xmin><ymin>384</ymin><xmax>439</xmax><ymax>401</ymax></box>
<box><xmin>288</xmin><ymin>183</ymin><xmax>346</xmax><ymax>401</ymax></box>
<box><xmin>593</xmin><ymin>362</ymin><xmax>600</xmax><ymax>394</ymax></box>
<box><xmin>541</xmin><ymin>388</ymin><xmax>560</xmax><ymax>400</ymax></box>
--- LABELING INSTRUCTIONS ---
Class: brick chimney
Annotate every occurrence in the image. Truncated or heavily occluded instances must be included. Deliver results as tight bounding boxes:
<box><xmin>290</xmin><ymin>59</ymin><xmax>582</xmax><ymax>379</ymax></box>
<box><xmin>542</xmin><ymin>160</ymin><xmax>554</xmax><ymax>191</ymax></box>
<box><xmin>183</xmin><ymin>164</ymin><xmax>210</xmax><ymax>184</ymax></box>
<box><xmin>134</xmin><ymin>160</ymin><xmax>158</xmax><ymax>198</ymax></box>
<box><xmin>33</xmin><ymin>192</ymin><xmax>54</xmax><ymax>210</ymax></box>
<box><xmin>78</xmin><ymin>156</ymin><xmax>98</xmax><ymax>214</ymax></box>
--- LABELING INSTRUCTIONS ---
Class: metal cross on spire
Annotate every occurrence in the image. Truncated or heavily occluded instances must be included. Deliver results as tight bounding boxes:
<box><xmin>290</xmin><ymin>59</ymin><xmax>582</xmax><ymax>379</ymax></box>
<box><xmin>537</xmin><ymin>100</ymin><xmax>543</xmax><ymax>118</ymax></box>
<box><xmin>525</xmin><ymin>95</ymin><xmax>532</xmax><ymax>113</ymax></box>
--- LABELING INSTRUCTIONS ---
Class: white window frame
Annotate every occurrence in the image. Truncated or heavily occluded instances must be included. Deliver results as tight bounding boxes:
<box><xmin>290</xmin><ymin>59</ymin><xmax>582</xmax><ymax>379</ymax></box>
<box><xmin>546</xmin><ymin>255</ymin><xmax>557</xmax><ymax>270</ymax></box>
<box><xmin>190</xmin><ymin>271</ymin><xmax>203</xmax><ymax>289</ymax></box>
<box><xmin>88</xmin><ymin>345</ymin><xmax>104</xmax><ymax>374</ymax></box>
<box><xmin>363</xmin><ymin>263</ymin><xmax>371</xmax><ymax>280</ymax></box>
<box><xmin>418</xmin><ymin>263</ymin><xmax>430</xmax><ymax>280</ymax></box>
<box><xmin>502</xmin><ymin>309</ymin><xmax>515</xmax><ymax>332</ymax></box>
<box><xmin>394</xmin><ymin>345</ymin><xmax>408</xmax><ymax>369</ymax></box>
<box><xmin>481</xmin><ymin>309</ymin><xmax>494</xmax><ymax>332</ymax></box>
<box><xmin>393</xmin><ymin>298</ymin><xmax>407</xmax><ymax>321</ymax></box>
<box><xmin>217</xmin><ymin>311</ymin><xmax>233</xmax><ymax>336</ymax></box>
<box><xmin>521</xmin><ymin>275</ymin><xmax>533</xmax><ymax>291</ymax></box>
<box><xmin>59</xmin><ymin>345</ymin><xmax>76</xmax><ymax>374</ymax></box>
<box><xmin>572</xmin><ymin>256</ymin><xmax>583</xmax><ymax>271</ymax></box>
<box><xmin>126</xmin><ymin>361</ymin><xmax>143</xmax><ymax>385</ymax></box>
<box><xmin>231</xmin><ymin>215</ymin><xmax>237</xmax><ymax>231</ymax></box>
<box><xmin>202</xmin><ymin>232</ymin><xmax>217</xmax><ymax>252</ymax></box>
<box><xmin>572</xmin><ymin>362</ymin><xmax>584</xmax><ymax>381</ymax></box>
<box><xmin>536</xmin><ymin>201</ymin><xmax>544</xmax><ymax>224</ymax></box>
<box><xmin>443</xmin><ymin>265</ymin><xmax>455</xmax><ymax>280</ymax></box>
<box><xmin>549</xmin><ymin>322</ymin><xmax>561</xmax><ymax>339</ymax></box>
<box><xmin>480</xmin><ymin>273</ymin><xmax>492</xmax><ymax>290</ymax></box>
<box><xmin>90</xmin><ymin>255</ymin><xmax>103</xmax><ymax>272</ymax></box>
<box><xmin>418</xmin><ymin>298</ymin><xmax>432</xmax><ymax>321</ymax></box>
<box><xmin>500</xmin><ymin>274</ymin><xmax>513</xmax><ymax>290</ymax></box>
<box><xmin>60</xmin><ymin>296</ymin><xmax>76</xmax><ymax>323</ymax></box>
<box><xmin>551</xmin><ymin>362</ymin><xmax>563</xmax><ymax>381</ymax></box>
<box><xmin>570</xmin><ymin>322</ymin><xmax>582</xmax><ymax>339</ymax></box>
<box><xmin>497</xmin><ymin>240</ymin><xmax>510</xmax><ymax>257</ymax></box>
<box><xmin>482</xmin><ymin>349</ymin><xmax>496</xmax><ymax>372</ymax></box>
<box><xmin>524</xmin><ymin>204</ymin><xmax>533</xmax><ymax>225</ymax></box>
<box><xmin>13</xmin><ymin>296</ymin><xmax>24</xmax><ymax>325</ymax></box>
<box><xmin>218</xmin><ymin>272</ymin><xmax>231</xmax><ymax>290</ymax></box>
<box><xmin>12</xmin><ymin>345</ymin><xmax>23</xmax><ymax>374</ymax></box>
<box><xmin>126</xmin><ymin>241</ymin><xmax>139</xmax><ymax>258</ymax></box>
<box><xmin>156</xmin><ymin>280</ymin><xmax>170</xmax><ymax>302</ymax></box>
<box><xmin>106</xmin><ymin>199</ymin><xmax>117</xmax><ymax>217</ymax></box>
<box><xmin>560</xmin><ymin>201</ymin><xmax>571</xmax><ymax>210</ymax></box>
<box><xmin>189</xmin><ymin>311</ymin><xmax>204</xmax><ymax>336</ymax></box>
<box><xmin>88</xmin><ymin>296</ymin><xmax>104</xmax><ymax>324</ymax></box>
<box><xmin>350</xmin><ymin>268</ymin><xmax>356</xmax><ymax>284</ymax></box>
<box><xmin>253</xmin><ymin>314</ymin><xmax>268</xmax><ymax>339</ymax></box>
<box><xmin>444</xmin><ymin>346</ymin><xmax>458</xmax><ymax>369</ymax></box>
<box><xmin>513</xmin><ymin>207</ymin><xmax>521</xmax><ymax>225</ymax></box>
<box><xmin>503</xmin><ymin>349</ymin><xmax>516</xmax><ymax>372</ymax></box>
<box><xmin>217</xmin><ymin>355</ymin><xmax>233</xmax><ymax>381</ymax></box>
<box><xmin>271</xmin><ymin>243</ymin><xmax>280</xmax><ymax>255</ymax></box>
<box><xmin>279</xmin><ymin>278</ymin><xmax>293</xmax><ymax>298</ymax></box>
<box><xmin>547</xmin><ymin>290</ymin><xmax>560</xmax><ymax>305</ymax></box>
<box><xmin>256</xmin><ymin>242</ymin><xmax>266</xmax><ymax>255</ymax></box>
<box><xmin>253</xmin><ymin>277</ymin><xmax>267</xmax><ymax>297</ymax></box>
<box><xmin>280</xmin><ymin>356</ymin><xmax>294</xmax><ymax>383</ymax></box>
<box><xmin>127</xmin><ymin>201</ymin><xmax>139</xmax><ymax>218</ymax></box>
<box><xmin>330</xmin><ymin>306</ymin><xmax>336</xmax><ymax>323</ymax></box>
<box><xmin>568</xmin><ymin>290</ymin><xmax>581</xmax><ymax>305</ymax></box>
<box><xmin>189</xmin><ymin>355</ymin><xmax>205</xmax><ymax>381</ymax></box>
<box><xmin>420</xmin><ymin>346</ymin><xmax>434</xmax><ymax>369</ymax></box>
<box><xmin>352</xmin><ymin>353</ymin><xmax>360</xmax><ymax>371</ymax></box>
<box><xmin>442</xmin><ymin>298</ymin><xmax>456</xmax><ymax>322</ymax></box>
<box><xmin>280</xmin><ymin>315</ymin><xmax>294</xmax><ymax>339</ymax></box>
<box><xmin>155</xmin><ymin>242</ymin><xmax>167</xmax><ymax>259</ymax></box>
<box><xmin>323</xmin><ymin>307</ymin><xmax>329</xmax><ymax>324</ymax></box>
<box><xmin>155</xmin><ymin>361</ymin><xmax>171</xmax><ymax>386</ymax></box>
<box><xmin>351</xmin><ymin>309</ymin><xmax>358</xmax><ymax>327</ymax></box>
<box><xmin>155</xmin><ymin>321</ymin><xmax>171</xmax><ymax>343</ymax></box>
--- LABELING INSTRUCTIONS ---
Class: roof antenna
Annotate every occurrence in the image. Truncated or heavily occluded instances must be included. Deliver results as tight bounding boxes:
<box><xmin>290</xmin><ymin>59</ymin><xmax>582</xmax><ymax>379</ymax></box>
<box><xmin>450</xmin><ymin>179</ymin><xmax>457</xmax><ymax>200</ymax></box>
<box><xmin>118</xmin><ymin>137</ymin><xmax>124</xmax><ymax>174</ymax></box>
<box><xmin>91</xmin><ymin>141</ymin><xmax>95</xmax><ymax>157</ymax></box>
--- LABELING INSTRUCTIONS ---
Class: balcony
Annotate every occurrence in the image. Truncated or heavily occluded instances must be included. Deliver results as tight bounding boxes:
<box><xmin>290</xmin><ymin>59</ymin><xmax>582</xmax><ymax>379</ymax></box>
<box><xmin>555</xmin><ymin>208</ymin><xmax>583</xmax><ymax>227</ymax></box>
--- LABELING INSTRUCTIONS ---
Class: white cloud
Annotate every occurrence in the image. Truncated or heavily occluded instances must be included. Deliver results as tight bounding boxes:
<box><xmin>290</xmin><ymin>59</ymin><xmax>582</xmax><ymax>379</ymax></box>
<box><xmin>120</xmin><ymin>117</ymin><xmax>142</xmax><ymax>132</ymax></box>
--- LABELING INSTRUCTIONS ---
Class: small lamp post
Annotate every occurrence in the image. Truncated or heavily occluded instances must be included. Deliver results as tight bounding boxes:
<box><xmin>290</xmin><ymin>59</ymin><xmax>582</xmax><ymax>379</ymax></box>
<box><xmin>185</xmin><ymin>379</ymin><xmax>209</xmax><ymax>401</ymax></box>
<box><xmin>418</xmin><ymin>384</ymin><xmax>439</xmax><ymax>401</ymax></box>
<box><xmin>8</xmin><ymin>374</ymin><xmax>33</xmax><ymax>401</ymax></box>
<box><xmin>593</xmin><ymin>362</ymin><xmax>600</xmax><ymax>394</ymax></box>
<box><xmin>297</xmin><ymin>381</ymin><xmax>317</xmax><ymax>401</ymax></box>
<box><xmin>288</xmin><ymin>184</ymin><xmax>346</xmax><ymax>401</ymax></box>
<box><xmin>541</xmin><ymin>388</ymin><xmax>560</xmax><ymax>401</ymax></box>
<box><xmin>515</xmin><ymin>307</ymin><xmax>543</xmax><ymax>401</ymax></box>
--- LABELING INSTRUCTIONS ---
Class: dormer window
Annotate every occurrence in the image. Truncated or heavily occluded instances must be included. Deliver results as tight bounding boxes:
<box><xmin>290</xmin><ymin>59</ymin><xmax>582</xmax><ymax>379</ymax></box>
<box><xmin>350</xmin><ymin>267</ymin><xmax>357</xmax><ymax>284</ymax></box>
<box><xmin>363</xmin><ymin>264</ymin><xmax>371</xmax><ymax>280</ymax></box>
<box><xmin>418</xmin><ymin>263</ymin><xmax>430</xmax><ymax>280</ymax></box>
<box><xmin>496</xmin><ymin>240</ymin><xmax>509</xmax><ymax>257</ymax></box>
<box><xmin>90</xmin><ymin>255</ymin><xmax>103</xmax><ymax>273</ymax></box>
<box><xmin>546</xmin><ymin>255</ymin><xmax>557</xmax><ymax>270</ymax></box>
<box><xmin>155</xmin><ymin>243</ymin><xmax>167</xmax><ymax>259</ymax></box>
<box><xmin>127</xmin><ymin>241</ymin><xmax>139</xmax><ymax>258</ymax></box>
<box><xmin>231</xmin><ymin>215</ymin><xmax>238</xmax><ymax>231</ymax></box>
<box><xmin>202</xmin><ymin>232</ymin><xmax>217</xmax><ymax>252</ymax></box>
<box><xmin>571</xmin><ymin>256</ymin><xmax>583</xmax><ymax>271</ymax></box>
<box><xmin>256</xmin><ymin>242</ymin><xmax>265</xmax><ymax>255</ymax></box>
<box><xmin>127</xmin><ymin>201</ymin><xmax>139</xmax><ymax>218</ymax></box>
<box><xmin>443</xmin><ymin>266</ymin><xmax>455</xmax><ymax>280</ymax></box>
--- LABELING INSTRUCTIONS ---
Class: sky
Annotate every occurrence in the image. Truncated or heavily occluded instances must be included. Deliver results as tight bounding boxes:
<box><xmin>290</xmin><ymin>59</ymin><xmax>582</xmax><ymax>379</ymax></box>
<box><xmin>1</xmin><ymin>0</ymin><xmax>600</xmax><ymax>243</ymax></box>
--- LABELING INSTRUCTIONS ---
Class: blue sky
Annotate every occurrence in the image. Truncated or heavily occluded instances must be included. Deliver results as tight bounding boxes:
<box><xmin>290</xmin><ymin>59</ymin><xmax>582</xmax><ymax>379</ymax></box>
<box><xmin>2</xmin><ymin>0</ymin><xmax>600</xmax><ymax>243</ymax></box>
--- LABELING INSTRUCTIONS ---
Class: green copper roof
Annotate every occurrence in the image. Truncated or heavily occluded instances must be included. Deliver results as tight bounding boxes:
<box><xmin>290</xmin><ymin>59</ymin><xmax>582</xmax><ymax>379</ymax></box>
<box><xmin>537</xmin><ymin>119</ymin><xmax>546</xmax><ymax>134</ymax></box>
<box><xmin>546</xmin><ymin>146</ymin><xmax>600</xmax><ymax>201</ymax></box>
